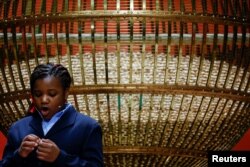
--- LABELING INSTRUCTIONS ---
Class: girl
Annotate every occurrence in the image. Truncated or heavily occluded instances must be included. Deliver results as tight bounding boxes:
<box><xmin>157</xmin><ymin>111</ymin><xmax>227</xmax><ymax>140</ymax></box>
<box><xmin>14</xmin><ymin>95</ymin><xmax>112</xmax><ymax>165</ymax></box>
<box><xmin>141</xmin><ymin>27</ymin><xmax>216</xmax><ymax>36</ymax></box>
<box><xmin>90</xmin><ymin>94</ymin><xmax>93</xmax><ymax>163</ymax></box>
<box><xmin>1</xmin><ymin>63</ymin><xmax>103</xmax><ymax>167</ymax></box>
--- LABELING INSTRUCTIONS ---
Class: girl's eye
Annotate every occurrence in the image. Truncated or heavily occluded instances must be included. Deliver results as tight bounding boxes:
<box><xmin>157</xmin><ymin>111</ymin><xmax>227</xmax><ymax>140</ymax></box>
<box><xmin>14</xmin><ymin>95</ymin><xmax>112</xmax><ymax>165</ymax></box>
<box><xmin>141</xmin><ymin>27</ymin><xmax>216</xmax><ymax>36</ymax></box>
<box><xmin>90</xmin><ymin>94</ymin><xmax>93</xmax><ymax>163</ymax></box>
<box><xmin>49</xmin><ymin>92</ymin><xmax>57</xmax><ymax>97</ymax></box>
<box><xmin>33</xmin><ymin>92</ymin><xmax>42</xmax><ymax>97</ymax></box>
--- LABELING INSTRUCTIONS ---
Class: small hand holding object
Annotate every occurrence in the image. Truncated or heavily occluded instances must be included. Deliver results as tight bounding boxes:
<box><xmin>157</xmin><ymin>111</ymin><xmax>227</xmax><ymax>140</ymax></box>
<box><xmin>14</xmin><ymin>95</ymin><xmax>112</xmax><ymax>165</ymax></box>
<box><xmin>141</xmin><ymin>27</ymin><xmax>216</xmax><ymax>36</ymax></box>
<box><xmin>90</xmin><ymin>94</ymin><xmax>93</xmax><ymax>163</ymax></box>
<box><xmin>36</xmin><ymin>139</ymin><xmax>60</xmax><ymax>162</ymax></box>
<box><xmin>18</xmin><ymin>134</ymin><xmax>40</xmax><ymax>158</ymax></box>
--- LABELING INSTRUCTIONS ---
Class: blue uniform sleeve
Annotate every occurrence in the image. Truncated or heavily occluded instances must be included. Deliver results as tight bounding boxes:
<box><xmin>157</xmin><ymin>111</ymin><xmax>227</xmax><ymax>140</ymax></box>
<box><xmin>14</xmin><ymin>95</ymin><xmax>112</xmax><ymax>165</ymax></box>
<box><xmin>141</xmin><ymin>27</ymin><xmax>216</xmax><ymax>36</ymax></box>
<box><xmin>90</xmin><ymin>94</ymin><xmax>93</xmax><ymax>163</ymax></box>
<box><xmin>1</xmin><ymin>126</ymin><xmax>27</xmax><ymax>167</ymax></box>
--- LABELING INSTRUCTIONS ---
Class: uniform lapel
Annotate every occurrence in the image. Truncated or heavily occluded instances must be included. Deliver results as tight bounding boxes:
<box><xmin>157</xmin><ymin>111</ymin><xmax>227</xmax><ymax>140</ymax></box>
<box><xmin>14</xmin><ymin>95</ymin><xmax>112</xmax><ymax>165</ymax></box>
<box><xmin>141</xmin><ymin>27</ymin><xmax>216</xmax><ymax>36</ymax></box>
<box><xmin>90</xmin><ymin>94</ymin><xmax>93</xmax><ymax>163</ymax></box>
<box><xmin>29</xmin><ymin>113</ymin><xmax>44</xmax><ymax>137</ymax></box>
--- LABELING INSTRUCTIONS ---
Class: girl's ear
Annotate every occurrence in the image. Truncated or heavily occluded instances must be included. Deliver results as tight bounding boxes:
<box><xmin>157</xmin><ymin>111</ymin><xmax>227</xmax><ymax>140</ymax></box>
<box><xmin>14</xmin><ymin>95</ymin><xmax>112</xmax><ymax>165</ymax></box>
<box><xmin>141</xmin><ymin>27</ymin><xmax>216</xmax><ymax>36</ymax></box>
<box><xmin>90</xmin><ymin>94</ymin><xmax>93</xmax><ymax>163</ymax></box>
<box><xmin>31</xmin><ymin>95</ymin><xmax>35</xmax><ymax>102</ymax></box>
<box><xmin>29</xmin><ymin>95</ymin><xmax>35</xmax><ymax>113</ymax></box>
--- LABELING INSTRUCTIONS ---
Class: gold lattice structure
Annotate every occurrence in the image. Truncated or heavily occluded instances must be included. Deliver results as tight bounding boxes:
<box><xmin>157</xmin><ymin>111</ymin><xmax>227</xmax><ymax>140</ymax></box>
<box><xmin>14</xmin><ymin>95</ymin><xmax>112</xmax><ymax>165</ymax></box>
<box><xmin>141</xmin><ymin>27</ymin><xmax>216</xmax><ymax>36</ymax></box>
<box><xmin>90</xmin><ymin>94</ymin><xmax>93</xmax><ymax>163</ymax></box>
<box><xmin>0</xmin><ymin>0</ymin><xmax>250</xmax><ymax>166</ymax></box>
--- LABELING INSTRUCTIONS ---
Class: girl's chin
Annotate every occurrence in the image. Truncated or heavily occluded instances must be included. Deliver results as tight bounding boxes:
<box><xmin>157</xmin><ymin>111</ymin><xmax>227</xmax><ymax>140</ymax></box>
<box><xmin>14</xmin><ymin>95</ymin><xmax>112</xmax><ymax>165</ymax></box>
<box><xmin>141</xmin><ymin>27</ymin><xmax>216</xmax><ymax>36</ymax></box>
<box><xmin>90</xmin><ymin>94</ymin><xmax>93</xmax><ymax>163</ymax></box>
<box><xmin>40</xmin><ymin>110</ymin><xmax>51</xmax><ymax>119</ymax></box>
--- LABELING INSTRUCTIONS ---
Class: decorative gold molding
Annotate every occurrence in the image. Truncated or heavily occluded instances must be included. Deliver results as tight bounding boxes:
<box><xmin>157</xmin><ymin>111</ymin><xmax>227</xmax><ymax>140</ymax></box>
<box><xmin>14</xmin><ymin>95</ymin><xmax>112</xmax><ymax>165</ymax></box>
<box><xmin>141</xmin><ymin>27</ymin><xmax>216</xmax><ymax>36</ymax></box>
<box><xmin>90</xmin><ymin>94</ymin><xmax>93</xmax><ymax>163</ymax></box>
<box><xmin>1</xmin><ymin>84</ymin><xmax>250</xmax><ymax>103</ymax></box>
<box><xmin>104</xmin><ymin>146</ymin><xmax>207</xmax><ymax>159</ymax></box>
<box><xmin>0</xmin><ymin>11</ymin><xmax>249</xmax><ymax>26</ymax></box>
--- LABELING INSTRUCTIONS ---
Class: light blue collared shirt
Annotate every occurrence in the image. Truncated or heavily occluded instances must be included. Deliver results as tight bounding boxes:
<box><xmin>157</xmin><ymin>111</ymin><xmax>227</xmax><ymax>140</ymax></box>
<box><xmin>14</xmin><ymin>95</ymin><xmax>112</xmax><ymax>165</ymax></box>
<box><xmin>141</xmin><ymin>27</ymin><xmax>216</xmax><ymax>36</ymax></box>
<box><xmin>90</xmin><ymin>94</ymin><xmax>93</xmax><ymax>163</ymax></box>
<box><xmin>40</xmin><ymin>103</ymin><xmax>71</xmax><ymax>135</ymax></box>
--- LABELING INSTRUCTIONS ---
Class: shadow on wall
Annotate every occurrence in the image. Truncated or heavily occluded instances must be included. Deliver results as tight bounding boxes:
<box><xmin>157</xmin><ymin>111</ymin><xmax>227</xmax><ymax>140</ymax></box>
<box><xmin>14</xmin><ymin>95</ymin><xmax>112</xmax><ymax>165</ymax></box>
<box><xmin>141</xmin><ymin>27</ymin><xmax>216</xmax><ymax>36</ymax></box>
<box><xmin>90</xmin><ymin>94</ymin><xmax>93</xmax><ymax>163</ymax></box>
<box><xmin>1</xmin><ymin>129</ymin><xmax>250</xmax><ymax>160</ymax></box>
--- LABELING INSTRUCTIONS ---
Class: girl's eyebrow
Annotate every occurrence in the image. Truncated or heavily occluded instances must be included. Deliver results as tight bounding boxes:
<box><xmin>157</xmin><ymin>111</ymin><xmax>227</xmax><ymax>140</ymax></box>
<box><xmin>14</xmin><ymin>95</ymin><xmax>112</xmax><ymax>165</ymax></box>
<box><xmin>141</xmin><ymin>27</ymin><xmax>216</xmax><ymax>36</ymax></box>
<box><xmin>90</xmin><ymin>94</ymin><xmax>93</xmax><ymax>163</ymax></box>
<box><xmin>33</xmin><ymin>89</ymin><xmax>57</xmax><ymax>92</ymax></box>
<box><xmin>47</xmin><ymin>89</ymin><xmax>58</xmax><ymax>92</ymax></box>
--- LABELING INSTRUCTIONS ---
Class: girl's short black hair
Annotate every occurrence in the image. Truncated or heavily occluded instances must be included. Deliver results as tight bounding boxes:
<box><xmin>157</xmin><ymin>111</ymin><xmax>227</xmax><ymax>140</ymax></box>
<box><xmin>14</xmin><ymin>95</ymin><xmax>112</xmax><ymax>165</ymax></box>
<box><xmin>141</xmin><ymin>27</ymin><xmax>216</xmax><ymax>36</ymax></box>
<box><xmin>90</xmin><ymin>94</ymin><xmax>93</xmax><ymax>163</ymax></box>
<box><xmin>30</xmin><ymin>63</ymin><xmax>72</xmax><ymax>93</ymax></box>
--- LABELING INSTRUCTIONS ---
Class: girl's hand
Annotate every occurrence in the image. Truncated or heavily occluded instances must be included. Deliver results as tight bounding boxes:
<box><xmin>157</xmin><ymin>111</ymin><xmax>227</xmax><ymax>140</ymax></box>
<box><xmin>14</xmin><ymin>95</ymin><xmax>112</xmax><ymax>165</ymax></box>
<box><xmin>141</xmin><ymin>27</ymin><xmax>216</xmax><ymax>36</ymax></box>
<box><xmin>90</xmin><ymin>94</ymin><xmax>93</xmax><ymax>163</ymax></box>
<box><xmin>18</xmin><ymin>134</ymin><xmax>40</xmax><ymax>158</ymax></box>
<box><xmin>36</xmin><ymin>139</ymin><xmax>60</xmax><ymax>162</ymax></box>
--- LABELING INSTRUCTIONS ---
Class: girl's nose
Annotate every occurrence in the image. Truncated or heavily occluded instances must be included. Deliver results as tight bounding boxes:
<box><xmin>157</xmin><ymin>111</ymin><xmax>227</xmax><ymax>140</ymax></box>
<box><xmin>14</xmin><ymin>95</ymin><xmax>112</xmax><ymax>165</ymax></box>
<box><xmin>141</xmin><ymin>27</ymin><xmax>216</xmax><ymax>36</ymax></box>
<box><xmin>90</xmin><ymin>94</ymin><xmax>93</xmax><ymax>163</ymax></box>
<box><xmin>41</xmin><ymin>95</ymin><xmax>49</xmax><ymax>103</ymax></box>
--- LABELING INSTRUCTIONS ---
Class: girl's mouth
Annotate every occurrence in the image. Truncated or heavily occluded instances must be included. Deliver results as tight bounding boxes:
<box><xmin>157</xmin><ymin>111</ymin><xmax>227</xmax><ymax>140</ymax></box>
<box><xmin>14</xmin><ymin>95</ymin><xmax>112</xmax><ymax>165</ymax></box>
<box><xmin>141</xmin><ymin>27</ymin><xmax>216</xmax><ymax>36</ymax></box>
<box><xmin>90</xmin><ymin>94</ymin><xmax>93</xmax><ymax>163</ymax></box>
<box><xmin>40</xmin><ymin>106</ymin><xmax>49</xmax><ymax>114</ymax></box>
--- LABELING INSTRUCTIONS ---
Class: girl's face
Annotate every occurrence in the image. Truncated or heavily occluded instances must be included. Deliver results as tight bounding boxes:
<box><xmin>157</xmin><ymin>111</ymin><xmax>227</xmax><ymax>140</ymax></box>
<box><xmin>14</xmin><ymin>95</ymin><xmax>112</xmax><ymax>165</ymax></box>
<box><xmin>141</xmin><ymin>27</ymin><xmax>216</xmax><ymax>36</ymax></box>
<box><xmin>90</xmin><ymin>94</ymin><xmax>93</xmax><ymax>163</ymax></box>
<box><xmin>32</xmin><ymin>76</ymin><xmax>69</xmax><ymax>120</ymax></box>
